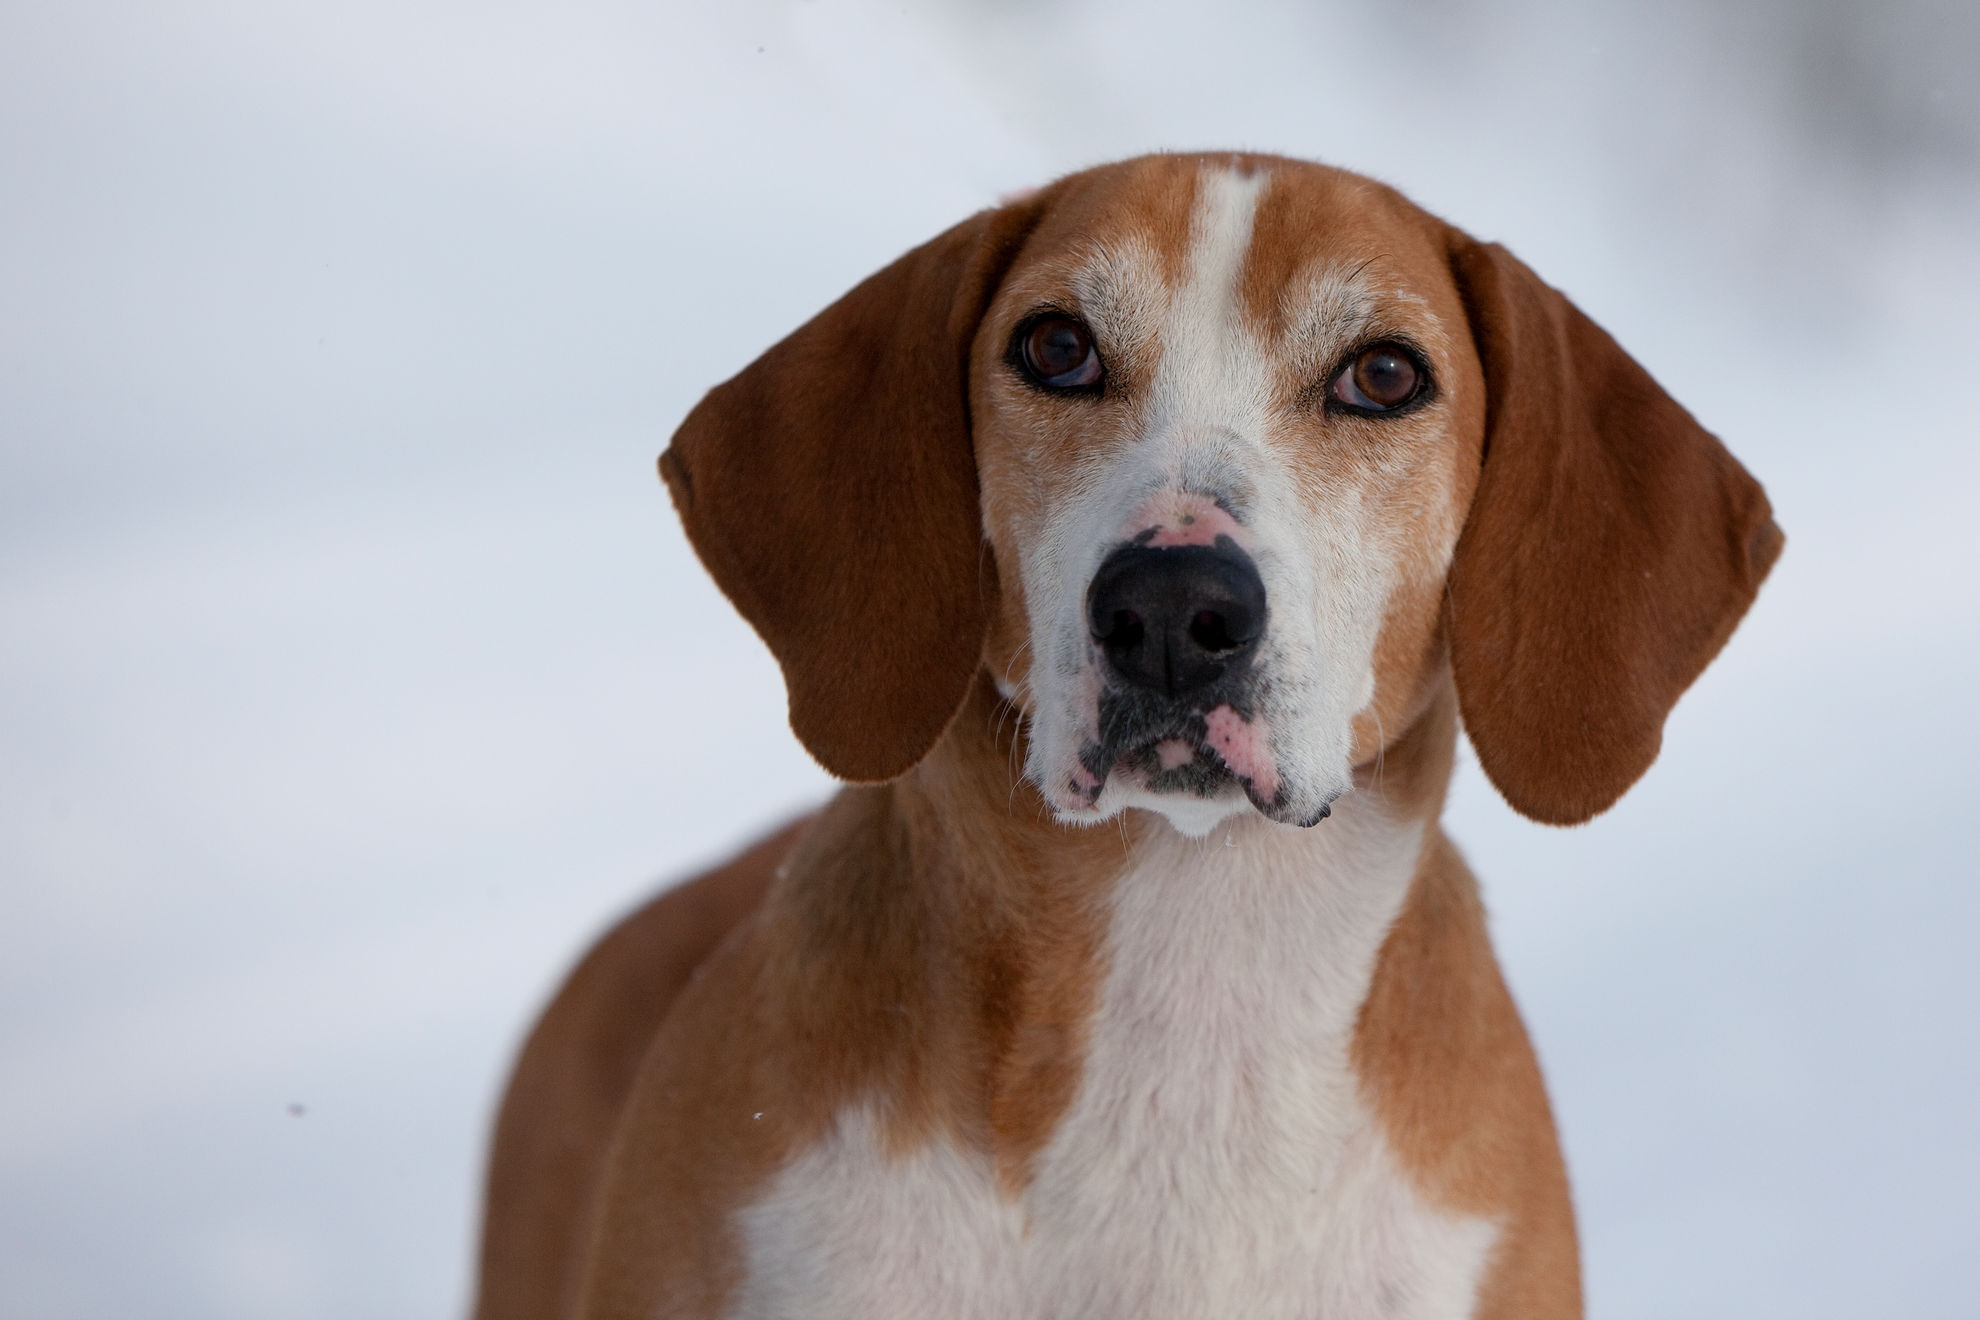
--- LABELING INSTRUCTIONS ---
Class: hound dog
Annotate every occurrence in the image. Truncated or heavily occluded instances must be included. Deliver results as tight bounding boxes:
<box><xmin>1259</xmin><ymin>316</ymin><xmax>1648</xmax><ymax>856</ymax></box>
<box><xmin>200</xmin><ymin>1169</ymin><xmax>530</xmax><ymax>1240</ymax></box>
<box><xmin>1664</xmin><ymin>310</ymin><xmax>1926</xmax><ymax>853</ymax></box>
<box><xmin>472</xmin><ymin>152</ymin><xmax>1781</xmax><ymax>1320</ymax></box>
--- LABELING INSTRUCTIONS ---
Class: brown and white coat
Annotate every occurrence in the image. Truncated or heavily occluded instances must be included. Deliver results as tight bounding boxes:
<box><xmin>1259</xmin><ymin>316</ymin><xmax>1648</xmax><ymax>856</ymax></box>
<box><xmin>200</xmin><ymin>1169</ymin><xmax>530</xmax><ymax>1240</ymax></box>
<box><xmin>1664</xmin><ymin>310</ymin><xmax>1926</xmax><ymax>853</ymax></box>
<box><xmin>473</xmin><ymin>153</ymin><xmax>1782</xmax><ymax>1320</ymax></box>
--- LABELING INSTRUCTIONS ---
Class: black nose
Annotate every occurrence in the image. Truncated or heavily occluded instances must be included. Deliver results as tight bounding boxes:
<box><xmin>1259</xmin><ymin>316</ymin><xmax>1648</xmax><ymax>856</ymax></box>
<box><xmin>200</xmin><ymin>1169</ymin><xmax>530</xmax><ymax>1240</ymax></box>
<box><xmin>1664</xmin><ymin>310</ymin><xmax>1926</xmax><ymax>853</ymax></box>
<box><xmin>1086</xmin><ymin>538</ymin><xmax>1267</xmax><ymax>699</ymax></box>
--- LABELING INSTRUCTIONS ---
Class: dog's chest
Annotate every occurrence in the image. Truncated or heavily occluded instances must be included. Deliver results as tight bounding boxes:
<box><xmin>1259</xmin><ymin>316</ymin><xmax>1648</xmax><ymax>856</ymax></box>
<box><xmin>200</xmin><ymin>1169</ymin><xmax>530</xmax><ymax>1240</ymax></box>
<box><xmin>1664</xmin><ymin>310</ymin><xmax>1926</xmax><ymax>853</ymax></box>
<box><xmin>728</xmin><ymin>814</ymin><xmax>1497</xmax><ymax>1320</ymax></box>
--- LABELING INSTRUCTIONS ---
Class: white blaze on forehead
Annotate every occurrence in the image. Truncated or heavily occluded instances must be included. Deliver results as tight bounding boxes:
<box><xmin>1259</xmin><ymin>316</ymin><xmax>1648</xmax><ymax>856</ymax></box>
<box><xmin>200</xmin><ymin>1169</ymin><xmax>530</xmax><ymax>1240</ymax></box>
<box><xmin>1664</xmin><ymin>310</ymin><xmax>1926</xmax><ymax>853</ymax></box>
<box><xmin>1150</xmin><ymin>167</ymin><xmax>1272</xmax><ymax>445</ymax></box>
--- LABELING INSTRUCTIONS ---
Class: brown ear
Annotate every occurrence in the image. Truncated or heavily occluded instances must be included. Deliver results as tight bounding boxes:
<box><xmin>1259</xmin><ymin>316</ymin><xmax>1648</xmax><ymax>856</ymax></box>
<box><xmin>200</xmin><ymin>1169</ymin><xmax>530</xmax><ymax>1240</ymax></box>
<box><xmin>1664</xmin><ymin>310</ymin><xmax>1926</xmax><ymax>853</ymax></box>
<box><xmin>660</xmin><ymin>201</ymin><xmax>1044</xmax><ymax>782</ymax></box>
<box><xmin>1444</xmin><ymin>236</ymin><xmax>1784</xmax><ymax>825</ymax></box>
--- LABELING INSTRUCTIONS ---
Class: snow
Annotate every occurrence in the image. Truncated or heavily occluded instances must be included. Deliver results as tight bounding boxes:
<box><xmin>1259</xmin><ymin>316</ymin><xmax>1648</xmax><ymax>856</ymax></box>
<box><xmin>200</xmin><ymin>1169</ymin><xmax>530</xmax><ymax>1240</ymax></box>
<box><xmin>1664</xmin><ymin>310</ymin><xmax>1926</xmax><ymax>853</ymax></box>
<box><xmin>1</xmin><ymin>1</ymin><xmax>1975</xmax><ymax>1316</ymax></box>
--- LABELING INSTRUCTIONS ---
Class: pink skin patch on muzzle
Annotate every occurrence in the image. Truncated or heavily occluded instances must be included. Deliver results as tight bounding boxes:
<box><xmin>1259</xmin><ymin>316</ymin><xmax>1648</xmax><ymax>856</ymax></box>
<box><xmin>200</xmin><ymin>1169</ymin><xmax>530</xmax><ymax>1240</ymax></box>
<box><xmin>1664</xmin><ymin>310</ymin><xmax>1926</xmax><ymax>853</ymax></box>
<box><xmin>1204</xmin><ymin>704</ymin><xmax>1279</xmax><ymax>804</ymax></box>
<box><xmin>1121</xmin><ymin>492</ymin><xmax>1248</xmax><ymax>552</ymax></box>
<box><xmin>1051</xmin><ymin>757</ymin><xmax>1104</xmax><ymax>815</ymax></box>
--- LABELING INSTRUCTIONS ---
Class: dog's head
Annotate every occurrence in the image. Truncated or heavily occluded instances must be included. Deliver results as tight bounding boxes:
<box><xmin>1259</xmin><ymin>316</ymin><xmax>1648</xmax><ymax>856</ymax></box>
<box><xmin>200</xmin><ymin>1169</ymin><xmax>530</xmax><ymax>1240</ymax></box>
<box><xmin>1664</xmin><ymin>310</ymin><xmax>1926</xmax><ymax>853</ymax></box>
<box><xmin>662</xmin><ymin>154</ymin><xmax>1781</xmax><ymax>833</ymax></box>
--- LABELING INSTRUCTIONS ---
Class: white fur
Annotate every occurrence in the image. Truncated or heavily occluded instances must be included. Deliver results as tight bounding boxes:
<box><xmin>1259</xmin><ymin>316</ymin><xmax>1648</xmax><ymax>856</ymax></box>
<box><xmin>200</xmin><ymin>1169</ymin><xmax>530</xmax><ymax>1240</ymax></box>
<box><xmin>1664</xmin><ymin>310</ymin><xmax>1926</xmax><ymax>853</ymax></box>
<box><xmin>728</xmin><ymin>802</ymin><xmax>1498</xmax><ymax>1319</ymax></box>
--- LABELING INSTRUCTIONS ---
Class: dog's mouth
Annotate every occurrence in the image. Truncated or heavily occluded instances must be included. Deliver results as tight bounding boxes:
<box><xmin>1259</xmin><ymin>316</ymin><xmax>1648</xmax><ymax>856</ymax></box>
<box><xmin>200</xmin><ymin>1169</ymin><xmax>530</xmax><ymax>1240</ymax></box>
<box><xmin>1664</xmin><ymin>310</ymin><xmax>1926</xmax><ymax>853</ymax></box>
<box><xmin>1074</xmin><ymin>691</ymin><xmax>1306</xmax><ymax>821</ymax></box>
<box><xmin>1115</xmin><ymin>732</ymin><xmax>1240</xmax><ymax>798</ymax></box>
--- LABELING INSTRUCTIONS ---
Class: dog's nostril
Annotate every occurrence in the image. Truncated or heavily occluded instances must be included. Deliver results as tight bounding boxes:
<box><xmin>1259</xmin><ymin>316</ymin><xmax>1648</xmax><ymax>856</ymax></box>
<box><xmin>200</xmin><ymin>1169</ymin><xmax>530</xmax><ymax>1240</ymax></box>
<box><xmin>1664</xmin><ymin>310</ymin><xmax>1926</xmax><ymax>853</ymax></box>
<box><xmin>1096</xmin><ymin>608</ymin><xmax>1144</xmax><ymax>648</ymax></box>
<box><xmin>1188</xmin><ymin>609</ymin><xmax>1240</xmax><ymax>655</ymax></box>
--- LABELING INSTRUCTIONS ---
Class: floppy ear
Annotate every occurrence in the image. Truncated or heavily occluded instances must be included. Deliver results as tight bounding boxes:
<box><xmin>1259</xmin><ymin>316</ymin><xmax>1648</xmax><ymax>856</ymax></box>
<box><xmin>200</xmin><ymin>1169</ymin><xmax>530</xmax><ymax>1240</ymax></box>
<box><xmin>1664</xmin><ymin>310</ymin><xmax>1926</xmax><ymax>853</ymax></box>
<box><xmin>660</xmin><ymin>201</ymin><xmax>1044</xmax><ymax>782</ymax></box>
<box><xmin>1444</xmin><ymin>235</ymin><xmax>1784</xmax><ymax>825</ymax></box>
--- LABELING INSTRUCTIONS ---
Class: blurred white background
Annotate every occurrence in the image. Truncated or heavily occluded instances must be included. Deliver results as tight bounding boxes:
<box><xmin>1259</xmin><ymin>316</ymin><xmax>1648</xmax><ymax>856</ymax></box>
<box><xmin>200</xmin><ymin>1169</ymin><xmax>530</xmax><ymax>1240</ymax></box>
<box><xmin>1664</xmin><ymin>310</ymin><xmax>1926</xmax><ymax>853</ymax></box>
<box><xmin>3</xmin><ymin>1</ymin><xmax>1976</xmax><ymax>1316</ymax></box>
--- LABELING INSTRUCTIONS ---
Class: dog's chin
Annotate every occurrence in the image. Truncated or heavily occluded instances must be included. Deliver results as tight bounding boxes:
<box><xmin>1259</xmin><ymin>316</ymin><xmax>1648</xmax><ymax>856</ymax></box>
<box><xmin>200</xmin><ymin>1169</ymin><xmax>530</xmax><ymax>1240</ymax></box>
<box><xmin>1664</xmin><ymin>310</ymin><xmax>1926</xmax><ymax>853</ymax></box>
<box><xmin>1109</xmin><ymin>776</ymin><xmax>1254</xmax><ymax>838</ymax></box>
<box><xmin>1064</xmin><ymin>738</ymin><xmax>1262</xmax><ymax>837</ymax></box>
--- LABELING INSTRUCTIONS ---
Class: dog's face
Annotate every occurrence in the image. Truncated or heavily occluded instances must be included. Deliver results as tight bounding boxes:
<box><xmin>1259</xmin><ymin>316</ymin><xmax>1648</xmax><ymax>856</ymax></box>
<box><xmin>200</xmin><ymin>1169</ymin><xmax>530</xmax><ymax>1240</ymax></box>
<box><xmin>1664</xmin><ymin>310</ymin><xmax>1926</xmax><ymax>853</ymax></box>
<box><xmin>971</xmin><ymin>161</ymin><xmax>1482</xmax><ymax>834</ymax></box>
<box><xmin>662</xmin><ymin>153</ymin><xmax>1780</xmax><ymax>831</ymax></box>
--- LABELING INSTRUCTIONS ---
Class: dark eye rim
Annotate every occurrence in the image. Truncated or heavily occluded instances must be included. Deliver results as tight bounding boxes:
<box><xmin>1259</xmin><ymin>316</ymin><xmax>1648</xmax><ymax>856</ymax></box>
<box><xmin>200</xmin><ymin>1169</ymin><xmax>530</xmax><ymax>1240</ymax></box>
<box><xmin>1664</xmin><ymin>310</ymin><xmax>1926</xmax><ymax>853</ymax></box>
<box><xmin>1322</xmin><ymin>338</ymin><xmax>1437</xmax><ymax>418</ymax></box>
<box><xmin>1007</xmin><ymin>309</ymin><xmax>1107</xmax><ymax>396</ymax></box>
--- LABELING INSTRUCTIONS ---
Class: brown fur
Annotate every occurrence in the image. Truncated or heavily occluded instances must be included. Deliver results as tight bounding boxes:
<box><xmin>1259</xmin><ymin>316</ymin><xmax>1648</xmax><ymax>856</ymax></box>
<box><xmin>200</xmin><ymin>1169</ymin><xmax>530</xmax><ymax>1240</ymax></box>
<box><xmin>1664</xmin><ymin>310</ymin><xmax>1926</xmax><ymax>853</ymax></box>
<box><xmin>1442</xmin><ymin>237</ymin><xmax>1783</xmax><ymax>824</ymax></box>
<box><xmin>1347</xmin><ymin>680</ymin><xmax>1581</xmax><ymax>1319</ymax></box>
<box><xmin>474</xmin><ymin>819</ymin><xmax>808</xmax><ymax>1320</ymax></box>
<box><xmin>472</xmin><ymin>152</ymin><xmax>1777</xmax><ymax>1319</ymax></box>
<box><xmin>565</xmin><ymin>685</ymin><xmax>1132</xmax><ymax>1317</ymax></box>
<box><xmin>661</xmin><ymin>199</ymin><xmax>1050</xmax><ymax>783</ymax></box>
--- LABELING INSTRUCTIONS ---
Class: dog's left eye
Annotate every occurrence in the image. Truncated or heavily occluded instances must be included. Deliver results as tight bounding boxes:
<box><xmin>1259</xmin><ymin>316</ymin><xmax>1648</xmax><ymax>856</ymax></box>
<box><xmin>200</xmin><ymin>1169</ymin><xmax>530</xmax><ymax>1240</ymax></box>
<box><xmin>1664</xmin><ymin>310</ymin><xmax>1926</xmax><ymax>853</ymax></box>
<box><xmin>1016</xmin><ymin>316</ymin><xmax>1104</xmax><ymax>391</ymax></box>
<box><xmin>1330</xmin><ymin>342</ymin><xmax>1425</xmax><ymax>413</ymax></box>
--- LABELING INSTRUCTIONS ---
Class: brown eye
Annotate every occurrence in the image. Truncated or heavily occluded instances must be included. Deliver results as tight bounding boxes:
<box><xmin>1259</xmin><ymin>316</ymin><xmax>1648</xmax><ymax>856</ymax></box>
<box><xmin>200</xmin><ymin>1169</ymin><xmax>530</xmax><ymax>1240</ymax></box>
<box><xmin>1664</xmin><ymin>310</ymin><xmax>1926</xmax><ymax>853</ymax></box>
<box><xmin>1331</xmin><ymin>343</ymin><xmax>1422</xmax><ymax>412</ymax></box>
<box><xmin>1018</xmin><ymin>315</ymin><xmax>1103</xmax><ymax>390</ymax></box>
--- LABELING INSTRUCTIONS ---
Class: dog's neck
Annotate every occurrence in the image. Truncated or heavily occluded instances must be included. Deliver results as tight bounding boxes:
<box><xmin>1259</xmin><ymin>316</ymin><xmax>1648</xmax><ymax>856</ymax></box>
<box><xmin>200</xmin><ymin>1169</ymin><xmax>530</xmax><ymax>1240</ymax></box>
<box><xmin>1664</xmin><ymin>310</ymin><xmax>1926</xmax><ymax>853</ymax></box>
<box><xmin>729</xmin><ymin>675</ymin><xmax>1496</xmax><ymax>1316</ymax></box>
<box><xmin>865</xmin><ymin>670</ymin><xmax>1460</xmax><ymax>1189</ymax></box>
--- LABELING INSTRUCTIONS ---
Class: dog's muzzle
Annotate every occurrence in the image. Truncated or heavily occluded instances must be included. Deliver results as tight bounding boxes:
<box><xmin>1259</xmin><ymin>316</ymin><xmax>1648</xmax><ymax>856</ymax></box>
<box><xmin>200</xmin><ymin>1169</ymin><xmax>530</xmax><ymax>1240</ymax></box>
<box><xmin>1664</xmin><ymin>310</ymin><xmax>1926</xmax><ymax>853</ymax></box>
<box><xmin>1071</xmin><ymin>534</ymin><xmax>1322</xmax><ymax>821</ymax></box>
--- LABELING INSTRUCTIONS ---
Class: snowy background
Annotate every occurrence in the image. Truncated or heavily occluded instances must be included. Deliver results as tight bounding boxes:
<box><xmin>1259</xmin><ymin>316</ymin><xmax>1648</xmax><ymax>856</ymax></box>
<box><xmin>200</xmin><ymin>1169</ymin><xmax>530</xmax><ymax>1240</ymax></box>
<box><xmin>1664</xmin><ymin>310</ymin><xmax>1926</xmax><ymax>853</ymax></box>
<box><xmin>3</xmin><ymin>1</ymin><xmax>1976</xmax><ymax>1316</ymax></box>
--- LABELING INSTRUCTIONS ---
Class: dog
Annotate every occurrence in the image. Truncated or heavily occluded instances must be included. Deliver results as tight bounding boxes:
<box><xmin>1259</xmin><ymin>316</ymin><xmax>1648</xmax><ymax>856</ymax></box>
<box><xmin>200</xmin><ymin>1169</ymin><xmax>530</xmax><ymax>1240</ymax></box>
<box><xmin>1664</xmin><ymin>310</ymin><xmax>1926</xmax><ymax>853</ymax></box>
<box><xmin>471</xmin><ymin>152</ymin><xmax>1781</xmax><ymax>1320</ymax></box>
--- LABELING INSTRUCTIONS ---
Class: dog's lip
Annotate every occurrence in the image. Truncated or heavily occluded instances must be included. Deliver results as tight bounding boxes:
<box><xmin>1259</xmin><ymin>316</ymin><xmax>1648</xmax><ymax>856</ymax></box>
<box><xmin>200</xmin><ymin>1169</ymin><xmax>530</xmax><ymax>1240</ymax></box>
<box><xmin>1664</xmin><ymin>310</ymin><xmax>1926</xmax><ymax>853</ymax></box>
<box><xmin>1097</xmin><ymin>722</ymin><xmax>1337</xmax><ymax>826</ymax></box>
<box><xmin>1115</xmin><ymin>734</ymin><xmax>1229</xmax><ymax>778</ymax></box>
<box><xmin>1088</xmin><ymin>731</ymin><xmax>1213</xmax><ymax>781</ymax></box>
<box><xmin>1107</xmin><ymin>730</ymin><xmax>1253</xmax><ymax>799</ymax></box>
<box><xmin>1060</xmin><ymin>733</ymin><xmax>1335</xmax><ymax>827</ymax></box>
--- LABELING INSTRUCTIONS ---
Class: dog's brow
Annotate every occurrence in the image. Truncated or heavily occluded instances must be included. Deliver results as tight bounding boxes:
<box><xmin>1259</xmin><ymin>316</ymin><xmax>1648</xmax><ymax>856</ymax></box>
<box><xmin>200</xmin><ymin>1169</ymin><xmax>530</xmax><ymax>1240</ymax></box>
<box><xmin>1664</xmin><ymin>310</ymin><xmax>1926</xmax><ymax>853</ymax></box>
<box><xmin>1278</xmin><ymin>262</ymin><xmax>1451</xmax><ymax>381</ymax></box>
<box><xmin>1069</xmin><ymin>235</ymin><xmax>1168</xmax><ymax>356</ymax></box>
<box><xmin>1277</xmin><ymin>264</ymin><xmax>1382</xmax><ymax>376</ymax></box>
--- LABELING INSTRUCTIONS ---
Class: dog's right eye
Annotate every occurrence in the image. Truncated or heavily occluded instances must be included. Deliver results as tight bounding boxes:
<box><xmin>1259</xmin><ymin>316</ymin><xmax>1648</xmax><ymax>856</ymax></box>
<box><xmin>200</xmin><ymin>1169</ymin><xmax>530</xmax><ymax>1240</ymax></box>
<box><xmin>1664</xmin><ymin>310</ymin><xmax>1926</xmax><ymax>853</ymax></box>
<box><xmin>1016</xmin><ymin>315</ymin><xmax>1104</xmax><ymax>391</ymax></box>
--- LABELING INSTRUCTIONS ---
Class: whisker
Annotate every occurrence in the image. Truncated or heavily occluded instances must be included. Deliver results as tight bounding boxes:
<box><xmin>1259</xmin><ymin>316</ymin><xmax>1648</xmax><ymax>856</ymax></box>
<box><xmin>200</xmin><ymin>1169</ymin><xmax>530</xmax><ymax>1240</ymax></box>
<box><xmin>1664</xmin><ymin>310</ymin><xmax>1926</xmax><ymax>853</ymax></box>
<box><xmin>1372</xmin><ymin>705</ymin><xmax>1387</xmax><ymax>793</ymax></box>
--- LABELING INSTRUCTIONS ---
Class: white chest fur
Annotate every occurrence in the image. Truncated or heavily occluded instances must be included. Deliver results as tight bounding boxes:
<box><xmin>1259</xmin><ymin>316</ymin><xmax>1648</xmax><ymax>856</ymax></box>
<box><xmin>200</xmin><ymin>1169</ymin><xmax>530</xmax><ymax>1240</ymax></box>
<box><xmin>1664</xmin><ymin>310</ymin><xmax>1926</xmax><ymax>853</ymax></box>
<box><xmin>727</xmin><ymin>805</ymin><xmax>1498</xmax><ymax>1320</ymax></box>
